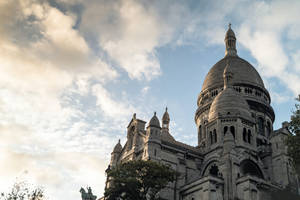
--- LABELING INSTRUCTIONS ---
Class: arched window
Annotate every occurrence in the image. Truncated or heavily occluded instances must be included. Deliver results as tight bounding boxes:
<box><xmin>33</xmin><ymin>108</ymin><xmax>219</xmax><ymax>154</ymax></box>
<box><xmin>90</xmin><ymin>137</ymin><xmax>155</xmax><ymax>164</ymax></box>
<box><xmin>258</xmin><ymin>117</ymin><xmax>265</xmax><ymax>135</ymax></box>
<box><xmin>240</xmin><ymin>160</ymin><xmax>264</xmax><ymax>179</ymax></box>
<box><xmin>213</xmin><ymin>129</ymin><xmax>217</xmax><ymax>143</ymax></box>
<box><xmin>230</xmin><ymin>126</ymin><xmax>235</xmax><ymax>139</ymax></box>
<box><xmin>199</xmin><ymin>125</ymin><xmax>202</xmax><ymax>141</ymax></box>
<box><xmin>243</xmin><ymin>128</ymin><xmax>247</xmax><ymax>142</ymax></box>
<box><xmin>210</xmin><ymin>131</ymin><xmax>213</xmax><ymax>144</ymax></box>
<box><xmin>209</xmin><ymin>164</ymin><xmax>219</xmax><ymax>177</ymax></box>
<box><xmin>267</xmin><ymin>121</ymin><xmax>271</xmax><ymax>137</ymax></box>
<box><xmin>248</xmin><ymin>130</ymin><xmax>252</xmax><ymax>144</ymax></box>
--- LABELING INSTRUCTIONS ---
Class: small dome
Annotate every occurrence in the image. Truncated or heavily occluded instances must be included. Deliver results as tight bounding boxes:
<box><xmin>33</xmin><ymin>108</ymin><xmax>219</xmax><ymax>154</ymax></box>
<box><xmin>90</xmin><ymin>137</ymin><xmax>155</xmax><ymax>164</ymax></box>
<box><xmin>162</xmin><ymin>107</ymin><xmax>170</xmax><ymax>123</ymax></box>
<box><xmin>113</xmin><ymin>140</ymin><xmax>122</xmax><ymax>153</ymax></box>
<box><xmin>149</xmin><ymin>112</ymin><xmax>161</xmax><ymax>128</ymax></box>
<box><xmin>208</xmin><ymin>87</ymin><xmax>252</xmax><ymax>121</ymax></box>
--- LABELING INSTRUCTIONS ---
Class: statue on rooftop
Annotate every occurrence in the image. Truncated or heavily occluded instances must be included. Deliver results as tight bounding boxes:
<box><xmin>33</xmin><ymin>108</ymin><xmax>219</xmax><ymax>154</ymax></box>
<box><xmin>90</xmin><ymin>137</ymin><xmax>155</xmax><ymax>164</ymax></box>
<box><xmin>80</xmin><ymin>187</ymin><xmax>97</xmax><ymax>200</ymax></box>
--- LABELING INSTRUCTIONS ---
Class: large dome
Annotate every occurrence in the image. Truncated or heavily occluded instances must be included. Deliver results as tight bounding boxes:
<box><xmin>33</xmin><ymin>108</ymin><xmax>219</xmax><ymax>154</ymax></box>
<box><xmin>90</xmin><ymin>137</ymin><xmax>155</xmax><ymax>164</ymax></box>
<box><xmin>195</xmin><ymin>24</ymin><xmax>274</xmax><ymax>126</ymax></box>
<box><xmin>202</xmin><ymin>56</ymin><xmax>265</xmax><ymax>92</ymax></box>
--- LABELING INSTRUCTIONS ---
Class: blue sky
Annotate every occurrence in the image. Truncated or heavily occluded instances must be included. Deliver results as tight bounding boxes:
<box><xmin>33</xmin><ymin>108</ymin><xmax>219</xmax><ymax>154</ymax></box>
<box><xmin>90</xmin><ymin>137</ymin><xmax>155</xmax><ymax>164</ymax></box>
<box><xmin>0</xmin><ymin>0</ymin><xmax>300</xmax><ymax>199</ymax></box>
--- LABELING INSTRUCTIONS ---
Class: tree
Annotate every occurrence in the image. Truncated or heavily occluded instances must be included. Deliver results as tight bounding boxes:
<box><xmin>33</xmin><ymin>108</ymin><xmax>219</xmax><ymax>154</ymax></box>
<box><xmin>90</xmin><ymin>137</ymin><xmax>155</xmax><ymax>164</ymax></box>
<box><xmin>286</xmin><ymin>95</ymin><xmax>300</xmax><ymax>175</ymax></box>
<box><xmin>0</xmin><ymin>181</ymin><xmax>44</xmax><ymax>200</ymax></box>
<box><xmin>104</xmin><ymin>160</ymin><xmax>177</xmax><ymax>200</ymax></box>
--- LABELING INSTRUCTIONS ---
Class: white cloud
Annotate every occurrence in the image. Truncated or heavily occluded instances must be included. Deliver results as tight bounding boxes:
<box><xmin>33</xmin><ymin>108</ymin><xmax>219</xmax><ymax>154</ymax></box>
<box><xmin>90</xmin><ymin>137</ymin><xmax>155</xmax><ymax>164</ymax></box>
<box><xmin>79</xmin><ymin>0</ymin><xmax>183</xmax><ymax>80</ymax></box>
<box><xmin>0</xmin><ymin>0</ymin><xmax>120</xmax><ymax>199</ymax></box>
<box><xmin>92</xmin><ymin>84</ymin><xmax>135</xmax><ymax>120</ymax></box>
<box><xmin>236</xmin><ymin>0</ymin><xmax>300</xmax><ymax>96</ymax></box>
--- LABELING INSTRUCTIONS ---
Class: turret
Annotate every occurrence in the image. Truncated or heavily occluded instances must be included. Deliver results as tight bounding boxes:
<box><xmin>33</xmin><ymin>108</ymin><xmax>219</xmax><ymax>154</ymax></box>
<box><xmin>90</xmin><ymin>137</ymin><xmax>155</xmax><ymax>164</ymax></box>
<box><xmin>162</xmin><ymin>107</ymin><xmax>170</xmax><ymax>132</ymax></box>
<box><xmin>147</xmin><ymin>112</ymin><xmax>161</xmax><ymax>141</ymax></box>
<box><xmin>223</xmin><ymin>61</ymin><xmax>234</xmax><ymax>89</ymax></box>
<box><xmin>145</xmin><ymin>112</ymin><xmax>162</xmax><ymax>161</ymax></box>
<box><xmin>110</xmin><ymin>139</ymin><xmax>122</xmax><ymax>167</ymax></box>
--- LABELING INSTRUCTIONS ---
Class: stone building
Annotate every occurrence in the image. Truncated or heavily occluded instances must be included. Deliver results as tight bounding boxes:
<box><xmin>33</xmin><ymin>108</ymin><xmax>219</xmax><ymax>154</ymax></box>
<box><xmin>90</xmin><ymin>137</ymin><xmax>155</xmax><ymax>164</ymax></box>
<box><xmin>104</xmin><ymin>25</ymin><xmax>298</xmax><ymax>200</ymax></box>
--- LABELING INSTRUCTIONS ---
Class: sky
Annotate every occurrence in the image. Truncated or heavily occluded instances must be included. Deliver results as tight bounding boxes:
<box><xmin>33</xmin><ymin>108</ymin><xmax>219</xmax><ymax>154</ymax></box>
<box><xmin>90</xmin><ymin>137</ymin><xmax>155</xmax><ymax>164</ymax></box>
<box><xmin>0</xmin><ymin>0</ymin><xmax>300</xmax><ymax>199</ymax></box>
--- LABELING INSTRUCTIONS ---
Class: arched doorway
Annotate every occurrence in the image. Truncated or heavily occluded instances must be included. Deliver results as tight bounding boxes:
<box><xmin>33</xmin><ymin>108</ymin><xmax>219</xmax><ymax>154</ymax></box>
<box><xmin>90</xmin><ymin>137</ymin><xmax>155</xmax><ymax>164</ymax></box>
<box><xmin>240</xmin><ymin>159</ymin><xmax>264</xmax><ymax>179</ymax></box>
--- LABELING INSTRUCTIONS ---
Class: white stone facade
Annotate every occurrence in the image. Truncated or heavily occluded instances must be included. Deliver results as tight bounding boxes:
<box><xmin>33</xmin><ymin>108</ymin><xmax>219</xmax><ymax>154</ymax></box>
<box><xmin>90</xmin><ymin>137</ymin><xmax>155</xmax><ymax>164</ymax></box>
<box><xmin>105</xmin><ymin>25</ymin><xmax>298</xmax><ymax>200</ymax></box>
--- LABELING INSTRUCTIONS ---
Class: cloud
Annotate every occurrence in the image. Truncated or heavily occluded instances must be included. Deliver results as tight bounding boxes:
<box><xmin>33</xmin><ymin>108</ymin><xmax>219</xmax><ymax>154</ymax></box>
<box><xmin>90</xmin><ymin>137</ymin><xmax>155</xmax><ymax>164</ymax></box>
<box><xmin>0</xmin><ymin>0</ymin><xmax>120</xmax><ymax>199</ymax></box>
<box><xmin>92</xmin><ymin>84</ymin><xmax>135</xmax><ymax>120</ymax></box>
<box><xmin>236</xmin><ymin>0</ymin><xmax>300</xmax><ymax>95</ymax></box>
<box><xmin>79</xmin><ymin>0</ymin><xmax>185</xmax><ymax>80</ymax></box>
<box><xmin>0</xmin><ymin>2</ymin><xmax>162</xmax><ymax>198</ymax></box>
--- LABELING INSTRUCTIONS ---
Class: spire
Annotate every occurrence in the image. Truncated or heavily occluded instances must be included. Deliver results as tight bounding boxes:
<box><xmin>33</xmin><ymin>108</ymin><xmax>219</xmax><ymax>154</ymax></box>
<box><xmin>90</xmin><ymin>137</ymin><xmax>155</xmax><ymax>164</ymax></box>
<box><xmin>162</xmin><ymin>107</ymin><xmax>170</xmax><ymax>130</ymax></box>
<box><xmin>223</xmin><ymin>61</ymin><xmax>234</xmax><ymax>89</ymax></box>
<box><xmin>225</xmin><ymin>23</ymin><xmax>237</xmax><ymax>57</ymax></box>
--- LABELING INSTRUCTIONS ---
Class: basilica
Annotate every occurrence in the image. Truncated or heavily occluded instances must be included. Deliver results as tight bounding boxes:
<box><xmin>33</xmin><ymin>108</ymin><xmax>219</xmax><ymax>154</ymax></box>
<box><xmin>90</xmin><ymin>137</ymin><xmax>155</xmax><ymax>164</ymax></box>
<box><xmin>104</xmin><ymin>25</ymin><xmax>298</xmax><ymax>200</ymax></box>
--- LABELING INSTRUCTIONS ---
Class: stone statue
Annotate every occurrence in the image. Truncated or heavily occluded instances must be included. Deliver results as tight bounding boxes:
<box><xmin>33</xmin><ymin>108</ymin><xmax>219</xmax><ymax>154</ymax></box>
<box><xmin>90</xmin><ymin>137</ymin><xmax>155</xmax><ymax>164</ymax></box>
<box><xmin>80</xmin><ymin>187</ymin><xmax>97</xmax><ymax>200</ymax></box>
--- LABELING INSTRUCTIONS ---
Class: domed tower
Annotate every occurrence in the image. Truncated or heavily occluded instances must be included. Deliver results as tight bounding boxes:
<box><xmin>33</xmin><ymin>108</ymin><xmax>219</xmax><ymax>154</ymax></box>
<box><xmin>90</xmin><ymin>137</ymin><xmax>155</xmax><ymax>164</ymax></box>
<box><xmin>225</xmin><ymin>23</ymin><xmax>237</xmax><ymax>57</ymax></box>
<box><xmin>162</xmin><ymin>107</ymin><xmax>170</xmax><ymax>131</ymax></box>
<box><xmin>195</xmin><ymin>24</ymin><xmax>275</xmax><ymax>151</ymax></box>
<box><xmin>110</xmin><ymin>139</ymin><xmax>122</xmax><ymax>167</ymax></box>
<box><xmin>192</xmin><ymin>25</ymin><xmax>279</xmax><ymax>200</ymax></box>
<box><xmin>144</xmin><ymin>112</ymin><xmax>162</xmax><ymax>161</ymax></box>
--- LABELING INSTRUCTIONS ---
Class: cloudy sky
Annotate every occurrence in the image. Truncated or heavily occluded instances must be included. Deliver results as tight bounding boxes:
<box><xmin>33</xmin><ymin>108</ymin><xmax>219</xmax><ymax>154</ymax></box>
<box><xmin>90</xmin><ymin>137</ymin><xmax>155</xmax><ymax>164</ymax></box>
<box><xmin>1</xmin><ymin>0</ymin><xmax>300</xmax><ymax>199</ymax></box>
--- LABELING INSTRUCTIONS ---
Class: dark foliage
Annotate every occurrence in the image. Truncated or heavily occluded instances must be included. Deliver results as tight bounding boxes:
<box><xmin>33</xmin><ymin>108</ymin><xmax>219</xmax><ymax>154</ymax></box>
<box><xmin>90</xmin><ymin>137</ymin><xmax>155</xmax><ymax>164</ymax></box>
<box><xmin>104</xmin><ymin>160</ymin><xmax>177</xmax><ymax>200</ymax></box>
<box><xmin>287</xmin><ymin>95</ymin><xmax>300</xmax><ymax>175</ymax></box>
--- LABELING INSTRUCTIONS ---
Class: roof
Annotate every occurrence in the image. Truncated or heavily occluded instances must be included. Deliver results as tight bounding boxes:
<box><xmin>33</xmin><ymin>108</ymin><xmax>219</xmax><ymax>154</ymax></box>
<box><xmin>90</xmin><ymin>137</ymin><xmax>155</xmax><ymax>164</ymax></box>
<box><xmin>161</xmin><ymin>135</ymin><xmax>202</xmax><ymax>155</ymax></box>
<box><xmin>113</xmin><ymin>140</ymin><xmax>122</xmax><ymax>153</ymax></box>
<box><xmin>202</xmin><ymin>56</ymin><xmax>265</xmax><ymax>92</ymax></box>
<box><xmin>225</xmin><ymin>27</ymin><xmax>236</xmax><ymax>39</ymax></box>
<box><xmin>148</xmin><ymin>112</ymin><xmax>160</xmax><ymax>128</ymax></box>
<box><xmin>162</xmin><ymin>107</ymin><xmax>170</xmax><ymax>123</ymax></box>
<box><xmin>208</xmin><ymin>87</ymin><xmax>252</xmax><ymax>121</ymax></box>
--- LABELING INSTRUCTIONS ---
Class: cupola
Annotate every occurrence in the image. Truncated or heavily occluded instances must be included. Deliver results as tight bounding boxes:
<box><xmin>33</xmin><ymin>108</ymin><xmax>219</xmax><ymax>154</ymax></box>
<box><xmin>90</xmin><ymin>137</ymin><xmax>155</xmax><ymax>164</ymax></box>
<box><xmin>225</xmin><ymin>23</ymin><xmax>237</xmax><ymax>57</ymax></box>
<box><xmin>148</xmin><ymin>112</ymin><xmax>161</xmax><ymax>128</ymax></box>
